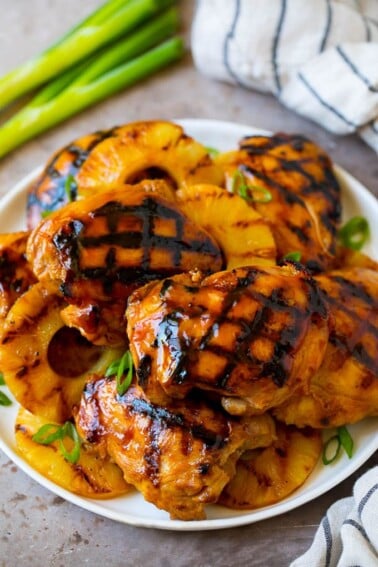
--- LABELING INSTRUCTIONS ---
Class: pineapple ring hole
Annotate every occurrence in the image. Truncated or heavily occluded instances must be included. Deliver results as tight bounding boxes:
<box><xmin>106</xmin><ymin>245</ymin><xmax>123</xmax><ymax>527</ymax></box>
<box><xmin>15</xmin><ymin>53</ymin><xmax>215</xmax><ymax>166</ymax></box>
<box><xmin>126</xmin><ymin>167</ymin><xmax>177</xmax><ymax>190</ymax></box>
<box><xmin>47</xmin><ymin>326</ymin><xmax>103</xmax><ymax>378</ymax></box>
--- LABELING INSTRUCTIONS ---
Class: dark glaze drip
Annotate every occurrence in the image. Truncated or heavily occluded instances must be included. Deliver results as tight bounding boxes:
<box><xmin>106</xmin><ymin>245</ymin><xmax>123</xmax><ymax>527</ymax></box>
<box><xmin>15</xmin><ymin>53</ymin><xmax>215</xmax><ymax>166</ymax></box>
<box><xmin>137</xmin><ymin>355</ymin><xmax>152</xmax><ymax>388</ymax></box>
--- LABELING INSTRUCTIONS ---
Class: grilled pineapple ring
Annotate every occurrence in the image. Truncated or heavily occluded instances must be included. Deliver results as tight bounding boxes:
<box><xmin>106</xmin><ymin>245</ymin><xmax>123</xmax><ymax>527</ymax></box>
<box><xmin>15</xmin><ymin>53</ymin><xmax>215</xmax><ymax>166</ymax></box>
<box><xmin>177</xmin><ymin>184</ymin><xmax>277</xmax><ymax>269</ymax></box>
<box><xmin>26</xmin><ymin>121</ymin><xmax>225</xmax><ymax>228</ymax></box>
<box><xmin>0</xmin><ymin>282</ymin><xmax>122</xmax><ymax>422</ymax></box>
<box><xmin>15</xmin><ymin>408</ymin><xmax>132</xmax><ymax>498</ymax></box>
<box><xmin>76</xmin><ymin>121</ymin><xmax>225</xmax><ymax>196</ymax></box>
<box><xmin>219</xmin><ymin>423</ymin><xmax>322</xmax><ymax>510</ymax></box>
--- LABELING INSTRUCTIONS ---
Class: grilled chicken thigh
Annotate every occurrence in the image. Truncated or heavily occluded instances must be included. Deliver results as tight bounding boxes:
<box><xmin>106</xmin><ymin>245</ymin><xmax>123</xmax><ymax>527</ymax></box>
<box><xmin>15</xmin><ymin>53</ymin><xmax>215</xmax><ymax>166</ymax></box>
<box><xmin>27</xmin><ymin>180</ymin><xmax>222</xmax><ymax>345</ymax></box>
<box><xmin>0</xmin><ymin>232</ymin><xmax>36</xmax><ymax>327</ymax></box>
<box><xmin>274</xmin><ymin>268</ymin><xmax>378</xmax><ymax>427</ymax></box>
<box><xmin>75</xmin><ymin>376</ymin><xmax>275</xmax><ymax>520</ymax></box>
<box><xmin>217</xmin><ymin>133</ymin><xmax>341</xmax><ymax>272</ymax></box>
<box><xmin>127</xmin><ymin>264</ymin><xmax>329</xmax><ymax>414</ymax></box>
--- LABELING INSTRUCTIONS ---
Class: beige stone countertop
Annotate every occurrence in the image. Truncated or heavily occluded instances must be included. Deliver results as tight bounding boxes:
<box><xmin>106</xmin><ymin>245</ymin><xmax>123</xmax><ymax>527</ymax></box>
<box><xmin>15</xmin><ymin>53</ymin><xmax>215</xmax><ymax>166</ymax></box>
<box><xmin>0</xmin><ymin>2</ymin><xmax>377</xmax><ymax>566</ymax></box>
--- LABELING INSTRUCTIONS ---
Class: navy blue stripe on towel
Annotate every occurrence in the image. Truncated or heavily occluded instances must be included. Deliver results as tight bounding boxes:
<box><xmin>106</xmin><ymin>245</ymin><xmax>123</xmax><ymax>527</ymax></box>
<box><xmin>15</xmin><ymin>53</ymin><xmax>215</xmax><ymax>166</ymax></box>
<box><xmin>298</xmin><ymin>72</ymin><xmax>357</xmax><ymax>128</ymax></box>
<box><xmin>336</xmin><ymin>46</ymin><xmax>378</xmax><ymax>92</ymax></box>
<box><xmin>272</xmin><ymin>0</ymin><xmax>287</xmax><ymax>94</ymax></box>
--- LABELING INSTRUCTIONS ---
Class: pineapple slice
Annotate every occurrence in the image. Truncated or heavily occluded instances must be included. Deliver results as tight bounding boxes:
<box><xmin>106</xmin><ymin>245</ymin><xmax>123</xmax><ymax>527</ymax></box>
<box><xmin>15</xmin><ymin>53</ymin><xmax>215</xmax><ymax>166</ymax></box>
<box><xmin>15</xmin><ymin>408</ymin><xmax>132</xmax><ymax>499</ymax></box>
<box><xmin>177</xmin><ymin>184</ymin><xmax>277</xmax><ymax>269</ymax></box>
<box><xmin>0</xmin><ymin>282</ymin><xmax>123</xmax><ymax>422</ymax></box>
<box><xmin>219</xmin><ymin>423</ymin><xmax>321</xmax><ymax>509</ymax></box>
<box><xmin>76</xmin><ymin>121</ymin><xmax>225</xmax><ymax>197</ymax></box>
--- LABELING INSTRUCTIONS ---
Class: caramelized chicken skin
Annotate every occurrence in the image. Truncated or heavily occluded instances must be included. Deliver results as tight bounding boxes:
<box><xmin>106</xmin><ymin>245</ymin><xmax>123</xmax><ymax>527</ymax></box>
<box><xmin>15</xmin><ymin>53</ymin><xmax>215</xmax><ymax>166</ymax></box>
<box><xmin>27</xmin><ymin>180</ymin><xmax>222</xmax><ymax>303</ymax></box>
<box><xmin>217</xmin><ymin>133</ymin><xmax>341</xmax><ymax>272</ymax></box>
<box><xmin>126</xmin><ymin>264</ymin><xmax>329</xmax><ymax>415</ymax></box>
<box><xmin>0</xmin><ymin>232</ymin><xmax>37</xmax><ymax>326</ymax></box>
<box><xmin>75</xmin><ymin>376</ymin><xmax>275</xmax><ymax>520</ymax></box>
<box><xmin>274</xmin><ymin>268</ymin><xmax>378</xmax><ymax>427</ymax></box>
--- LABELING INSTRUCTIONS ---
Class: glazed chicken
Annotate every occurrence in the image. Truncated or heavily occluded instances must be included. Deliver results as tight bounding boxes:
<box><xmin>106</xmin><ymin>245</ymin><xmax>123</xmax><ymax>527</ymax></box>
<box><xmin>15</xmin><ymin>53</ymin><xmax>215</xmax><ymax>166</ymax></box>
<box><xmin>27</xmin><ymin>180</ymin><xmax>222</xmax><ymax>346</ymax></box>
<box><xmin>274</xmin><ymin>268</ymin><xmax>378</xmax><ymax>427</ymax></box>
<box><xmin>26</xmin><ymin>121</ymin><xmax>224</xmax><ymax>228</ymax></box>
<box><xmin>0</xmin><ymin>232</ymin><xmax>37</xmax><ymax>328</ymax></box>
<box><xmin>216</xmin><ymin>133</ymin><xmax>341</xmax><ymax>272</ymax></box>
<box><xmin>126</xmin><ymin>264</ymin><xmax>329</xmax><ymax>415</ymax></box>
<box><xmin>75</xmin><ymin>375</ymin><xmax>276</xmax><ymax>520</ymax></box>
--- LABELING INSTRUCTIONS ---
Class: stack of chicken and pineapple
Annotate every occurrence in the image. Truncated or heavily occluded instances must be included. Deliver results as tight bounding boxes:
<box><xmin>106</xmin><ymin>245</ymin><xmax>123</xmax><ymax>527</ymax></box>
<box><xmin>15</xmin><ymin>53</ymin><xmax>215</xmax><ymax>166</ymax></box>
<box><xmin>1</xmin><ymin>121</ymin><xmax>377</xmax><ymax>520</ymax></box>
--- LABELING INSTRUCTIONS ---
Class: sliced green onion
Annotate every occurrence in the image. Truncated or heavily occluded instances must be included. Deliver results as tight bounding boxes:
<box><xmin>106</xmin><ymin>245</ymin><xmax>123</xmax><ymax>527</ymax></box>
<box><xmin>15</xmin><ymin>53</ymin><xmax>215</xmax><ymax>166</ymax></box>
<box><xmin>0</xmin><ymin>391</ymin><xmax>12</xmax><ymax>407</ymax></box>
<box><xmin>116</xmin><ymin>351</ymin><xmax>134</xmax><ymax>395</ymax></box>
<box><xmin>322</xmin><ymin>426</ymin><xmax>354</xmax><ymax>465</ymax></box>
<box><xmin>338</xmin><ymin>216</ymin><xmax>370</xmax><ymax>251</ymax></box>
<box><xmin>32</xmin><ymin>421</ymin><xmax>81</xmax><ymax>464</ymax></box>
<box><xmin>231</xmin><ymin>170</ymin><xmax>272</xmax><ymax>204</ymax></box>
<box><xmin>283</xmin><ymin>251</ymin><xmax>302</xmax><ymax>262</ymax></box>
<box><xmin>64</xmin><ymin>174</ymin><xmax>78</xmax><ymax>203</ymax></box>
<box><xmin>205</xmin><ymin>146</ymin><xmax>220</xmax><ymax>158</ymax></box>
<box><xmin>32</xmin><ymin>423</ymin><xmax>64</xmax><ymax>445</ymax></box>
<box><xmin>105</xmin><ymin>350</ymin><xmax>134</xmax><ymax>395</ymax></box>
<box><xmin>322</xmin><ymin>434</ymin><xmax>341</xmax><ymax>465</ymax></box>
<box><xmin>0</xmin><ymin>0</ymin><xmax>176</xmax><ymax>110</ymax></box>
<box><xmin>338</xmin><ymin>425</ymin><xmax>354</xmax><ymax>458</ymax></box>
<box><xmin>0</xmin><ymin>33</ymin><xmax>183</xmax><ymax>159</ymax></box>
<box><xmin>0</xmin><ymin>372</ymin><xmax>5</xmax><ymax>386</ymax></box>
<box><xmin>58</xmin><ymin>422</ymin><xmax>81</xmax><ymax>464</ymax></box>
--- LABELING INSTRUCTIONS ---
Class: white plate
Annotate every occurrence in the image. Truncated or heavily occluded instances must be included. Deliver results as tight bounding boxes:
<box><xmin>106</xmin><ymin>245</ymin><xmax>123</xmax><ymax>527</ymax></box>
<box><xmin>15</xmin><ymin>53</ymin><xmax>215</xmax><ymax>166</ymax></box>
<box><xmin>0</xmin><ymin>118</ymin><xmax>377</xmax><ymax>531</ymax></box>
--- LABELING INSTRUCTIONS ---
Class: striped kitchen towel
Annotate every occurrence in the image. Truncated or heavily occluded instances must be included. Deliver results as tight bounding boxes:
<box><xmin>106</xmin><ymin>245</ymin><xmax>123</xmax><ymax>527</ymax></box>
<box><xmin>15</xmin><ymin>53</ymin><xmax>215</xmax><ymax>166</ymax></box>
<box><xmin>191</xmin><ymin>0</ymin><xmax>378</xmax><ymax>152</ymax></box>
<box><xmin>290</xmin><ymin>466</ymin><xmax>378</xmax><ymax>567</ymax></box>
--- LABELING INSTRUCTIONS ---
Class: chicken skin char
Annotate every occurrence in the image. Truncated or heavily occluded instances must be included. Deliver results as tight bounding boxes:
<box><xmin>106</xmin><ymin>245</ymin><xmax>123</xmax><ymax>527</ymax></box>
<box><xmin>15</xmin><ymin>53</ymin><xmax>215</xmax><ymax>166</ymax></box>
<box><xmin>126</xmin><ymin>264</ymin><xmax>329</xmax><ymax>415</ymax></box>
<box><xmin>216</xmin><ymin>133</ymin><xmax>341</xmax><ymax>272</ymax></box>
<box><xmin>75</xmin><ymin>376</ymin><xmax>276</xmax><ymax>520</ymax></box>
<box><xmin>27</xmin><ymin>180</ymin><xmax>222</xmax><ymax>304</ymax></box>
<box><xmin>274</xmin><ymin>268</ymin><xmax>378</xmax><ymax>427</ymax></box>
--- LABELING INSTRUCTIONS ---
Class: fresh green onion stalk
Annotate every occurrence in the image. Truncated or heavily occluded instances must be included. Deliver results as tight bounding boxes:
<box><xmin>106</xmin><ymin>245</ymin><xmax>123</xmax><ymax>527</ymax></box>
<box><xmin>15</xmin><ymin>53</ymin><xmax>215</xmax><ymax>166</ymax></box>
<box><xmin>0</xmin><ymin>0</ymin><xmax>175</xmax><ymax>110</ymax></box>
<box><xmin>0</xmin><ymin>30</ymin><xmax>184</xmax><ymax>159</ymax></box>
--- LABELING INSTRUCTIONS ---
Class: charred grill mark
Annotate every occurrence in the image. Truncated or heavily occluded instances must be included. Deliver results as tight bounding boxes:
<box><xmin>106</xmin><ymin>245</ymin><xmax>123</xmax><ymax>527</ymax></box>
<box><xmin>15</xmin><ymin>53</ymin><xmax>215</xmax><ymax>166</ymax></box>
<box><xmin>136</xmin><ymin>355</ymin><xmax>152</xmax><ymax>388</ymax></box>
<box><xmin>286</xmin><ymin>221</ymin><xmax>310</xmax><ymax>244</ymax></box>
<box><xmin>129</xmin><ymin>397</ymin><xmax>227</xmax><ymax>449</ymax></box>
<box><xmin>239</xmin><ymin>164</ymin><xmax>306</xmax><ymax>208</ymax></box>
<box><xmin>164</xmin><ymin>269</ymin><xmax>326</xmax><ymax>391</ymax></box>
<box><xmin>328</xmin><ymin>275</ymin><xmax>375</xmax><ymax>306</ymax></box>
<box><xmin>62</xmin><ymin>197</ymin><xmax>219</xmax><ymax>293</ymax></box>
<box><xmin>27</xmin><ymin>128</ymin><xmax>118</xmax><ymax>213</ymax></box>
<box><xmin>52</xmin><ymin>220</ymin><xmax>84</xmax><ymax>275</ymax></box>
<box><xmin>240</xmin><ymin>134</ymin><xmax>308</xmax><ymax>155</ymax></box>
<box><xmin>144</xmin><ymin>419</ymin><xmax>162</xmax><ymax>487</ymax></box>
<box><xmin>329</xmin><ymin>333</ymin><xmax>378</xmax><ymax>375</ymax></box>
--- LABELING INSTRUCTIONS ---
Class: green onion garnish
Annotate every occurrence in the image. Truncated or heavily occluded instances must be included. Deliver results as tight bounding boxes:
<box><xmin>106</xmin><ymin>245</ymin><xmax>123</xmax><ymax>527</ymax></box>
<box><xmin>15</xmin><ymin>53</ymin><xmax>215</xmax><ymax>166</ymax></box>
<box><xmin>205</xmin><ymin>146</ymin><xmax>220</xmax><ymax>158</ymax></box>
<box><xmin>337</xmin><ymin>425</ymin><xmax>354</xmax><ymax>458</ymax></box>
<box><xmin>58</xmin><ymin>422</ymin><xmax>81</xmax><ymax>464</ymax></box>
<box><xmin>0</xmin><ymin>391</ymin><xmax>12</xmax><ymax>407</ymax></box>
<box><xmin>64</xmin><ymin>174</ymin><xmax>78</xmax><ymax>203</ymax></box>
<box><xmin>338</xmin><ymin>216</ymin><xmax>370</xmax><ymax>251</ymax></box>
<box><xmin>32</xmin><ymin>421</ymin><xmax>81</xmax><ymax>464</ymax></box>
<box><xmin>231</xmin><ymin>170</ymin><xmax>272</xmax><ymax>204</ymax></box>
<box><xmin>283</xmin><ymin>251</ymin><xmax>302</xmax><ymax>262</ymax></box>
<box><xmin>322</xmin><ymin>426</ymin><xmax>354</xmax><ymax>465</ymax></box>
<box><xmin>105</xmin><ymin>350</ymin><xmax>134</xmax><ymax>395</ymax></box>
<box><xmin>0</xmin><ymin>372</ymin><xmax>5</xmax><ymax>386</ymax></box>
<box><xmin>0</xmin><ymin>0</ymin><xmax>178</xmax><ymax>111</ymax></box>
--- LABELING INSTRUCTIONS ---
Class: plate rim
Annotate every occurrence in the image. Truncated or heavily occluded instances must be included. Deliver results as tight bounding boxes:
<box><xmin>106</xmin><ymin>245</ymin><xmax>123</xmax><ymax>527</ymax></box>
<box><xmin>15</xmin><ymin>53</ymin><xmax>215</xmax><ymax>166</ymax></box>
<box><xmin>0</xmin><ymin>117</ymin><xmax>377</xmax><ymax>531</ymax></box>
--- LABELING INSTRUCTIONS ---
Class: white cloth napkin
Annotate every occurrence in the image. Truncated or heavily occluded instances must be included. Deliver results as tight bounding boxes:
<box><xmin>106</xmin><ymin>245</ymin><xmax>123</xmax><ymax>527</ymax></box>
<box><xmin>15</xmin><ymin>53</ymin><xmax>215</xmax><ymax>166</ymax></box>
<box><xmin>191</xmin><ymin>0</ymin><xmax>378</xmax><ymax>152</ymax></box>
<box><xmin>290</xmin><ymin>466</ymin><xmax>378</xmax><ymax>567</ymax></box>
